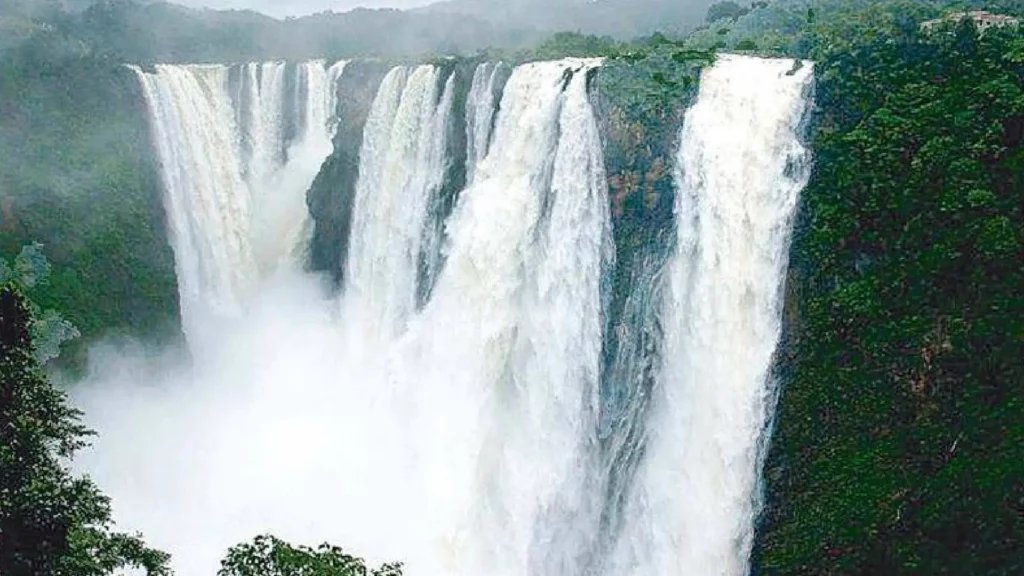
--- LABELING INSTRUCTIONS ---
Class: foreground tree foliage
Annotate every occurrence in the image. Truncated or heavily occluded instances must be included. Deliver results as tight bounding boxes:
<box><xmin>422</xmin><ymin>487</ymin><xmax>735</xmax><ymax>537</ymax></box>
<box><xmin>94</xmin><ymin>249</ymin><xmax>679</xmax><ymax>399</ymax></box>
<box><xmin>0</xmin><ymin>248</ymin><xmax>170</xmax><ymax>576</ymax></box>
<box><xmin>760</xmin><ymin>15</ymin><xmax>1024</xmax><ymax>576</ymax></box>
<box><xmin>219</xmin><ymin>535</ymin><xmax>403</xmax><ymax>576</ymax></box>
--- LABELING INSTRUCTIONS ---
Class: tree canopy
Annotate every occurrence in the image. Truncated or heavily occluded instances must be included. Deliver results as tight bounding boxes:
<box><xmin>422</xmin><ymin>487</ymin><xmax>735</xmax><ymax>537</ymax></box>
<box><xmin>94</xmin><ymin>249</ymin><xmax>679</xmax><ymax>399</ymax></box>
<box><xmin>759</xmin><ymin>16</ymin><xmax>1024</xmax><ymax>575</ymax></box>
<box><xmin>219</xmin><ymin>535</ymin><xmax>403</xmax><ymax>576</ymax></box>
<box><xmin>0</xmin><ymin>249</ymin><xmax>170</xmax><ymax>576</ymax></box>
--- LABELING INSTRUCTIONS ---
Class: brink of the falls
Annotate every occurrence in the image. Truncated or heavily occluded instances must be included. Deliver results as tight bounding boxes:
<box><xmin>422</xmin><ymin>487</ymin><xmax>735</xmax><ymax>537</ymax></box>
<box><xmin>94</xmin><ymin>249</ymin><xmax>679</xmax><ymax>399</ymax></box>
<box><xmin>78</xmin><ymin>54</ymin><xmax>814</xmax><ymax>576</ymax></box>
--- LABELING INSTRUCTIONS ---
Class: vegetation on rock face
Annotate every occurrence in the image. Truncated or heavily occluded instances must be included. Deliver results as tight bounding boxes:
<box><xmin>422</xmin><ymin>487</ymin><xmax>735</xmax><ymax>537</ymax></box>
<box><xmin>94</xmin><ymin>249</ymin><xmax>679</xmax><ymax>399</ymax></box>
<box><xmin>758</xmin><ymin>14</ymin><xmax>1024</xmax><ymax>576</ymax></box>
<box><xmin>0</xmin><ymin>27</ymin><xmax>180</xmax><ymax>367</ymax></box>
<box><xmin>0</xmin><ymin>250</ymin><xmax>170</xmax><ymax>576</ymax></box>
<box><xmin>595</xmin><ymin>33</ymin><xmax>713</xmax><ymax>293</ymax></box>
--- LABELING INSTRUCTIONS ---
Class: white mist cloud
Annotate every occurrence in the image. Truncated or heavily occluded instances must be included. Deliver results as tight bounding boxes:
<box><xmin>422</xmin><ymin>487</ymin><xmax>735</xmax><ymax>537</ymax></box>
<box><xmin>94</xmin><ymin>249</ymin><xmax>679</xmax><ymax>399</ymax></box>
<box><xmin>170</xmin><ymin>0</ymin><xmax>440</xmax><ymax>18</ymax></box>
<box><xmin>73</xmin><ymin>272</ymin><xmax>423</xmax><ymax>575</ymax></box>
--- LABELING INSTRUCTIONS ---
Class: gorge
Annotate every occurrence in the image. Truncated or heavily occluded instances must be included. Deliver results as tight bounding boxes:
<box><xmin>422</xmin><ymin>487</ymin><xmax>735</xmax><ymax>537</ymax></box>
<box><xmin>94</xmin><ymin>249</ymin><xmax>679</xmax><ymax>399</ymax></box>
<box><xmin>3</xmin><ymin>2</ymin><xmax>1023</xmax><ymax>575</ymax></box>
<box><xmin>72</xmin><ymin>53</ymin><xmax>814</xmax><ymax>576</ymax></box>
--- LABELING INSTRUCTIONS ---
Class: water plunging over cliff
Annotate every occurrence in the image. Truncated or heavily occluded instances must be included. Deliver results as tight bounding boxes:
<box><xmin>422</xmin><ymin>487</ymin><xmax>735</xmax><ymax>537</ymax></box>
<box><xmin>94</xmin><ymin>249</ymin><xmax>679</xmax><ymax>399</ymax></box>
<box><xmin>131</xmin><ymin>60</ymin><xmax>346</xmax><ymax>340</ymax></box>
<box><xmin>612</xmin><ymin>54</ymin><xmax>813</xmax><ymax>576</ymax></box>
<box><xmin>83</xmin><ymin>55</ymin><xmax>813</xmax><ymax>576</ymax></box>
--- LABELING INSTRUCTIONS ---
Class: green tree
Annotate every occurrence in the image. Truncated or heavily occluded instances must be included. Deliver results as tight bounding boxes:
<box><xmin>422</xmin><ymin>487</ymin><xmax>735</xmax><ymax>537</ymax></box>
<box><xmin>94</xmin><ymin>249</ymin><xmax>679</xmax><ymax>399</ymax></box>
<box><xmin>219</xmin><ymin>535</ymin><xmax>403</xmax><ymax>576</ymax></box>
<box><xmin>735</xmin><ymin>38</ymin><xmax>758</xmax><ymax>50</ymax></box>
<box><xmin>0</xmin><ymin>248</ymin><xmax>170</xmax><ymax>576</ymax></box>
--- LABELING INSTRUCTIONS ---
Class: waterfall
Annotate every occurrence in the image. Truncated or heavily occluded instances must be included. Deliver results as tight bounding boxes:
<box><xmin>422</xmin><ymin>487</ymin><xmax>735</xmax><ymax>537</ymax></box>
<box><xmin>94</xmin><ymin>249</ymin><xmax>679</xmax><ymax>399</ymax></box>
<box><xmin>612</xmin><ymin>54</ymin><xmax>813</xmax><ymax>576</ymax></box>
<box><xmin>389</xmin><ymin>57</ymin><xmax>609</xmax><ymax>576</ymax></box>
<box><xmin>132</xmin><ymin>60</ymin><xmax>347</xmax><ymax>339</ymax></box>
<box><xmin>464</xmin><ymin>62</ymin><xmax>505</xmax><ymax>183</ymax></box>
<box><xmin>92</xmin><ymin>54</ymin><xmax>815</xmax><ymax>576</ymax></box>
<box><xmin>241</xmin><ymin>62</ymin><xmax>288</xmax><ymax>184</ymax></box>
<box><xmin>133</xmin><ymin>64</ymin><xmax>256</xmax><ymax>332</ymax></box>
<box><xmin>343</xmin><ymin>64</ymin><xmax>455</xmax><ymax>341</ymax></box>
<box><xmin>271</xmin><ymin>60</ymin><xmax>348</xmax><ymax>266</ymax></box>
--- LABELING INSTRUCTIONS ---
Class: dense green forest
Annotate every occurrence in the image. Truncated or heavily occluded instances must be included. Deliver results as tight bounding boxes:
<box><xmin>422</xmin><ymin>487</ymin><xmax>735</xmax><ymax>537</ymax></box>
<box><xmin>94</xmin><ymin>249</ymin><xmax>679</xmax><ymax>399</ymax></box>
<box><xmin>0</xmin><ymin>47</ymin><xmax>179</xmax><ymax>366</ymax></box>
<box><xmin>759</xmin><ymin>12</ymin><xmax>1024</xmax><ymax>576</ymax></box>
<box><xmin>1</xmin><ymin>0</ymin><xmax>1022</xmax><ymax>574</ymax></box>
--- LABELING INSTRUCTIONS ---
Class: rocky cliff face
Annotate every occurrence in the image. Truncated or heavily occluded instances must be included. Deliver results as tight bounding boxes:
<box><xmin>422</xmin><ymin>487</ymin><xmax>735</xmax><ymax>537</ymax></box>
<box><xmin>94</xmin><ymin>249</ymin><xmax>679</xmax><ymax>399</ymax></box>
<box><xmin>306</xmin><ymin>60</ymin><xmax>393</xmax><ymax>285</ymax></box>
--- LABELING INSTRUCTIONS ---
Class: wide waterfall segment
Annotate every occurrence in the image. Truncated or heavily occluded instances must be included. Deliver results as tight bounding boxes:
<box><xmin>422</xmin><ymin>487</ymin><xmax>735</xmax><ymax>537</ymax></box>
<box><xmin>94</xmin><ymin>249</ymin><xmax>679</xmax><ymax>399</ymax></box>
<box><xmin>613</xmin><ymin>53</ymin><xmax>813</xmax><ymax>576</ymax></box>
<box><xmin>343</xmin><ymin>64</ymin><xmax>455</xmax><ymax>341</ymax></box>
<box><xmin>511</xmin><ymin>58</ymin><xmax>610</xmax><ymax>576</ymax></box>
<box><xmin>132</xmin><ymin>60</ymin><xmax>347</xmax><ymax>343</ymax></box>
<box><xmin>389</xmin><ymin>57</ymin><xmax>609</xmax><ymax>576</ymax></box>
<box><xmin>132</xmin><ymin>64</ymin><xmax>256</xmax><ymax>337</ymax></box>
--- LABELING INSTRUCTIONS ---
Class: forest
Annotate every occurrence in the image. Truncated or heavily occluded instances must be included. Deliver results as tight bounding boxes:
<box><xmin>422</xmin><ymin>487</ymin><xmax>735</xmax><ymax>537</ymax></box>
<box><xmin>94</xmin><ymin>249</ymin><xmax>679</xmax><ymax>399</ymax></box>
<box><xmin>1</xmin><ymin>0</ymin><xmax>1022</xmax><ymax>574</ymax></box>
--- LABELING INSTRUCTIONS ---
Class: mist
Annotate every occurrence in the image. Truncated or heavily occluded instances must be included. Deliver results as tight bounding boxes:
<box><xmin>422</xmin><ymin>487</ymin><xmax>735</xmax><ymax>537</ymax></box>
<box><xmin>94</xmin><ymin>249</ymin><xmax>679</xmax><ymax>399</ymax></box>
<box><xmin>74</xmin><ymin>269</ymin><xmax>428</xmax><ymax>575</ymax></box>
<box><xmin>170</xmin><ymin>0</ymin><xmax>438</xmax><ymax>18</ymax></box>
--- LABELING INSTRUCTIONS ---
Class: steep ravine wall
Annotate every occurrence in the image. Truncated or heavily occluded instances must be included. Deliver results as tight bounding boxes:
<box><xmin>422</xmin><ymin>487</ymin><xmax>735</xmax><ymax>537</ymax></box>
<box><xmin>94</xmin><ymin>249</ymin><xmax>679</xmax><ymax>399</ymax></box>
<box><xmin>306</xmin><ymin>60</ymin><xmax>393</xmax><ymax>284</ymax></box>
<box><xmin>0</xmin><ymin>56</ymin><xmax>180</xmax><ymax>365</ymax></box>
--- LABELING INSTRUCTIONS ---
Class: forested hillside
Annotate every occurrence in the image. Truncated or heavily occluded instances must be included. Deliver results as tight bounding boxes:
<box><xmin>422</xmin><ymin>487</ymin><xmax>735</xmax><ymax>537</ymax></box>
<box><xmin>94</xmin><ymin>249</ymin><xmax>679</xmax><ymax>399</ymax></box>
<box><xmin>0</xmin><ymin>25</ymin><xmax>179</xmax><ymax>365</ymax></box>
<box><xmin>763</xmin><ymin>23</ymin><xmax>1024</xmax><ymax>571</ymax></box>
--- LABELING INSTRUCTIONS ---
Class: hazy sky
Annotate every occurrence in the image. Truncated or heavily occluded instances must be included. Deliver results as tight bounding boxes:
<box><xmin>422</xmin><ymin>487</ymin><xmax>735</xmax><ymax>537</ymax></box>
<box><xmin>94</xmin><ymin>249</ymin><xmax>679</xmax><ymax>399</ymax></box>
<box><xmin>172</xmin><ymin>0</ymin><xmax>439</xmax><ymax>18</ymax></box>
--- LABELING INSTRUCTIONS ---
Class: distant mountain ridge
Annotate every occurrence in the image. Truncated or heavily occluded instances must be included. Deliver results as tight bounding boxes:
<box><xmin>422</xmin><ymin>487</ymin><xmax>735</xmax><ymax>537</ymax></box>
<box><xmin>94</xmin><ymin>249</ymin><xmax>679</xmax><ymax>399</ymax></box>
<box><xmin>4</xmin><ymin>0</ymin><xmax>716</xmax><ymax>62</ymax></box>
<box><xmin>1</xmin><ymin>0</ymin><xmax>546</xmax><ymax>62</ymax></box>
<box><xmin>417</xmin><ymin>0</ymin><xmax>715</xmax><ymax>38</ymax></box>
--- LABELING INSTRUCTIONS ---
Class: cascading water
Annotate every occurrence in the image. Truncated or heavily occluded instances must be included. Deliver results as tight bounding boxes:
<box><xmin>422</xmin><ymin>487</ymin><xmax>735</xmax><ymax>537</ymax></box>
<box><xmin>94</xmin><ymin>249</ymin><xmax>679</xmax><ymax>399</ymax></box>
<box><xmin>343</xmin><ymin>64</ymin><xmax>455</xmax><ymax>341</ymax></box>
<box><xmin>84</xmin><ymin>54</ymin><xmax>814</xmax><ymax>576</ymax></box>
<box><xmin>240</xmin><ymin>62</ymin><xmax>287</xmax><ymax>184</ymax></box>
<box><xmin>131</xmin><ymin>60</ymin><xmax>347</xmax><ymax>339</ymax></box>
<box><xmin>464</xmin><ymin>62</ymin><xmax>505</xmax><ymax>184</ymax></box>
<box><xmin>392</xmin><ymin>58</ymin><xmax>610</xmax><ymax>576</ymax></box>
<box><xmin>611</xmin><ymin>54</ymin><xmax>813</xmax><ymax>576</ymax></box>
<box><xmin>268</xmin><ymin>60</ymin><xmax>348</xmax><ymax>267</ymax></box>
<box><xmin>133</xmin><ymin>64</ymin><xmax>257</xmax><ymax>331</ymax></box>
